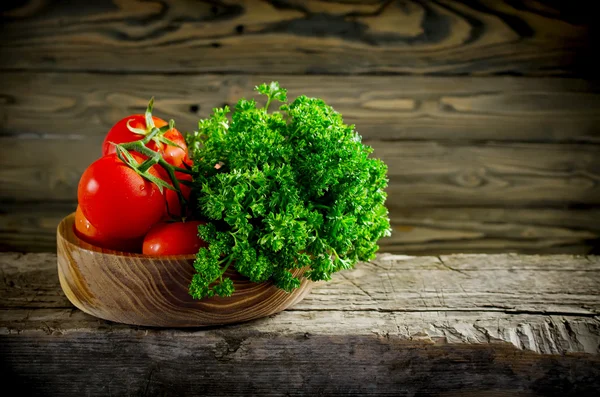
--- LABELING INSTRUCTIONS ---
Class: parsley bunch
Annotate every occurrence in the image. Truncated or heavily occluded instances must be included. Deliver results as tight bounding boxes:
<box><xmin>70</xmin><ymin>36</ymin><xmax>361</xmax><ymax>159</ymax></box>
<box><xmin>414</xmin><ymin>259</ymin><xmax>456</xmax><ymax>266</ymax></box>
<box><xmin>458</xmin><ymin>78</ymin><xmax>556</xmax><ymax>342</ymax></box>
<box><xmin>186</xmin><ymin>82</ymin><xmax>391</xmax><ymax>299</ymax></box>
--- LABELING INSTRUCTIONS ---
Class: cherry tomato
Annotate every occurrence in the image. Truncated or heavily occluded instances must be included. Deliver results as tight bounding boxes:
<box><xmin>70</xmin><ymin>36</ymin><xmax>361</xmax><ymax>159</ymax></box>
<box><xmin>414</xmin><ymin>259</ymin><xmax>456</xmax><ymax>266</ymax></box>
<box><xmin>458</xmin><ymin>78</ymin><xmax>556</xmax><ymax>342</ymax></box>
<box><xmin>74</xmin><ymin>205</ymin><xmax>142</xmax><ymax>252</ymax></box>
<box><xmin>142</xmin><ymin>221</ymin><xmax>208</xmax><ymax>255</ymax></box>
<box><xmin>78</xmin><ymin>152</ymin><xmax>165</xmax><ymax>239</ymax></box>
<box><xmin>102</xmin><ymin>114</ymin><xmax>188</xmax><ymax>167</ymax></box>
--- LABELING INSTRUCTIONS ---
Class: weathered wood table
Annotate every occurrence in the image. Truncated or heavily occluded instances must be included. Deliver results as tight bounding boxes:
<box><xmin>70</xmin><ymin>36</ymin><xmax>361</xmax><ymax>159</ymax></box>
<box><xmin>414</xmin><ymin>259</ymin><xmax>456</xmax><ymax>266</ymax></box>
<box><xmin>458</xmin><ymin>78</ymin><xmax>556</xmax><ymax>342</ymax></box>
<box><xmin>1</xmin><ymin>253</ymin><xmax>599</xmax><ymax>396</ymax></box>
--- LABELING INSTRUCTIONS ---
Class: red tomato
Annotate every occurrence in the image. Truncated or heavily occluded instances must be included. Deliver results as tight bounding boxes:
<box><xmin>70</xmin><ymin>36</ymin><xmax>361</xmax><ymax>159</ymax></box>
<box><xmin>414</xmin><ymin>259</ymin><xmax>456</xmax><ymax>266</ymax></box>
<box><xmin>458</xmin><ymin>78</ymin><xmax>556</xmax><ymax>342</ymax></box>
<box><xmin>158</xmin><ymin>129</ymin><xmax>188</xmax><ymax>168</ymax></box>
<box><xmin>142</xmin><ymin>221</ymin><xmax>208</xmax><ymax>255</ymax></box>
<box><xmin>164</xmin><ymin>172</ymin><xmax>192</xmax><ymax>218</ymax></box>
<box><xmin>78</xmin><ymin>153</ymin><xmax>165</xmax><ymax>239</ymax></box>
<box><xmin>162</xmin><ymin>157</ymin><xmax>193</xmax><ymax>218</ymax></box>
<box><xmin>102</xmin><ymin>114</ymin><xmax>188</xmax><ymax>167</ymax></box>
<box><xmin>74</xmin><ymin>206</ymin><xmax>142</xmax><ymax>252</ymax></box>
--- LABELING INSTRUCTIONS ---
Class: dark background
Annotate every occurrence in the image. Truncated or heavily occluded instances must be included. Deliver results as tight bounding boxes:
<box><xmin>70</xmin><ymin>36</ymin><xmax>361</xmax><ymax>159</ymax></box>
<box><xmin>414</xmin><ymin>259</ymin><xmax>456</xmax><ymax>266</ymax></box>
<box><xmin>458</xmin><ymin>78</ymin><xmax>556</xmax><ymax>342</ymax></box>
<box><xmin>0</xmin><ymin>0</ymin><xmax>598</xmax><ymax>254</ymax></box>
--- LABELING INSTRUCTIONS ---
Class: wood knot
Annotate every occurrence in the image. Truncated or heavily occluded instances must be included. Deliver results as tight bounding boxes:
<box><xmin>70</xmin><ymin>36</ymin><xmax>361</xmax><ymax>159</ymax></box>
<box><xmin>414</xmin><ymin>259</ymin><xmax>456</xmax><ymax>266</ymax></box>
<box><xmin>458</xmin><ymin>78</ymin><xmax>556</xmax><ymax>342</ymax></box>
<box><xmin>213</xmin><ymin>336</ymin><xmax>246</xmax><ymax>360</ymax></box>
<box><xmin>455</xmin><ymin>169</ymin><xmax>486</xmax><ymax>188</ymax></box>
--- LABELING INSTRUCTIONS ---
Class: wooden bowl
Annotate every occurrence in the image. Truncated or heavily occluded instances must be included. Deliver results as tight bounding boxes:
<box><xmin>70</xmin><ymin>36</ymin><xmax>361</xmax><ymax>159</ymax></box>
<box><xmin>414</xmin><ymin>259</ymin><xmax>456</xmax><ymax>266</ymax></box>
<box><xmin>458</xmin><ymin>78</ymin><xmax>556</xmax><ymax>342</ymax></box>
<box><xmin>56</xmin><ymin>213</ymin><xmax>313</xmax><ymax>327</ymax></box>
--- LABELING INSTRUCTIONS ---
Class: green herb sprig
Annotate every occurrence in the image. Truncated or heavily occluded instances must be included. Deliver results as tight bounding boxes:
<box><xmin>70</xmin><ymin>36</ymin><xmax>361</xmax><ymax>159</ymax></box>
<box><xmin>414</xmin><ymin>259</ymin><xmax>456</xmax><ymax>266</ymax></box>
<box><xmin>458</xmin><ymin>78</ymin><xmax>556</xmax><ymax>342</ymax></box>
<box><xmin>186</xmin><ymin>82</ymin><xmax>391</xmax><ymax>299</ymax></box>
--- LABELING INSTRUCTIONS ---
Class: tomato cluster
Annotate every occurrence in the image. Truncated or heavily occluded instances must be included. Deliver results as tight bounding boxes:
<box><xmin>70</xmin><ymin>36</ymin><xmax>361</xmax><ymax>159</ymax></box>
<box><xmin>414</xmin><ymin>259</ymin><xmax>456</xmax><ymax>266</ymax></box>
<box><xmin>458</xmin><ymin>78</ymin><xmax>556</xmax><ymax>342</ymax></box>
<box><xmin>76</xmin><ymin>104</ymin><xmax>207</xmax><ymax>255</ymax></box>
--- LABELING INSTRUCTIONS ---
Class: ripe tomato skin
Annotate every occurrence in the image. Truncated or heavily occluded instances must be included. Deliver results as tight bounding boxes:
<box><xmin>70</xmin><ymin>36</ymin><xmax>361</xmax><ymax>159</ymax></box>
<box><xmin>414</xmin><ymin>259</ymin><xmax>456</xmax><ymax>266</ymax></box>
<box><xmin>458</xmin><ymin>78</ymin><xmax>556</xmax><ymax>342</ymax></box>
<box><xmin>142</xmin><ymin>221</ymin><xmax>208</xmax><ymax>256</ymax></box>
<box><xmin>162</xmin><ymin>157</ymin><xmax>193</xmax><ymax>219</ymax></box>
<box><xmin>102</xmin><ymin>114</ymin><xmax>188</xmax><ymax>167</ymax></box>
<box><xmin>158</xmin><ymin>129</ymin><xmax>188</xmax><ymax>168</ymax></box>
<box><xmin>78</xmin><ymin>153</ymin><xmax>165</xmax><ymax>239</ymax></box>
<box><xmin>102</xmin><ymin>115</ymin><xmax>164</xmax><ymax>156</ymax></box>
<box><xmin>74</xmin><ymin>206</ymin><xmax>142</xmax><ymax>252</ymax></box>
<box><xmin>164</xmin><ymin>172</ymin><xmax>192</xmax><ymax>218</ymax></box>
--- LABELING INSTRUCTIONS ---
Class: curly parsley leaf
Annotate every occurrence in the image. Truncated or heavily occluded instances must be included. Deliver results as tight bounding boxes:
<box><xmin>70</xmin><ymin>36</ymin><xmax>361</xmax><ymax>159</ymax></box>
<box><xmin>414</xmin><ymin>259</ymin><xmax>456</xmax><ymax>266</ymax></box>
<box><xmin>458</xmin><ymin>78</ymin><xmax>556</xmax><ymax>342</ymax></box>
<box><xmin>256</xmin><ymin>81</ymin><xmax>287</xmax><ymax>110</ymax></box>
<box><xmin>188</xmin><ymin>82</ymin><xmax>391</xmax><ymax>299</ymax></box>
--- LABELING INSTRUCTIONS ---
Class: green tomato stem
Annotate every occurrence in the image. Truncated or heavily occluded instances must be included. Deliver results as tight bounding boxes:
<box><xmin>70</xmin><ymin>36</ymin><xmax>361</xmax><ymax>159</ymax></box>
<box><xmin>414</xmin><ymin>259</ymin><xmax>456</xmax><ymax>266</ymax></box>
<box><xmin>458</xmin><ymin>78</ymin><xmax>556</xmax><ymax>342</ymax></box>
<box><xmin>141</xmin><ymin>126</ymin><xmax>162</xmax><ymax>144</ymax></box>
<box><xmin>116</xmin><ymin>140</ymin><xmax>189</xmax><ymax>220</ymax></box>
<box><xmin>145</xmin><ymin>97</ymin><xmax>156</xmax><ymax>130</ymax></box>
<box><xmin>114</xmin><ymin>97</ymin><xmax>191</xmax><ymax>220</ymax></box>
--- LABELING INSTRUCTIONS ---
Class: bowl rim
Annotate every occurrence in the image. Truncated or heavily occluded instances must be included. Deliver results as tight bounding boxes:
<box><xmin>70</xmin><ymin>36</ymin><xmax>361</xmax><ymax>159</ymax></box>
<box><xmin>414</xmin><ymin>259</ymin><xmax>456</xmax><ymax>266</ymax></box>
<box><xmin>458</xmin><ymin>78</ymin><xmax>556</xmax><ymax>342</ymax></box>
<box><xmin>58</xmin><ymin>212</ymin><xmax>197</xmax><ymax>260</ymax></box>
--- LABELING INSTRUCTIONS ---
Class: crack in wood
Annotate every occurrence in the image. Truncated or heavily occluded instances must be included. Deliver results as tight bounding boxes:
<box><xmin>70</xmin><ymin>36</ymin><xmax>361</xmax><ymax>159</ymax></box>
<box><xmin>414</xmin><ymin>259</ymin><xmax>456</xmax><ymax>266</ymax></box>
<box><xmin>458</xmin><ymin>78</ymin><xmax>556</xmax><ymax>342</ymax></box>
<box><xmin>473</xmin><ymin>323</ymin><xmax>493</xmax><ymax>343</ymax></box>
<box><xmin>437</xmin><ymin>256</ymin><xmax>471</xmax><ymax>277</ymax></box>
<box><xmin>562</xmin><ymin>319</ymin><xmax>585</xmax><ymax>351</ymax></box>
<box><xmin>366</xmin><ymin>260</ymin><xmax>389</xmax><ymax>271</ymax></box>
<box><xmin>143</xmin><ymin>366</ymin><xmax>156</xmax><ymax>397</ymax></box>
<box><xmin>285</xmin><ymin>308</ymin><xmax>600</xmax><ymax>317</ymax></box>
<box><xmin>339</xmin><ymin>272</ymin><xmax>379</xmax><ymax>305</ymax></box>
<box><xmin>432</xmin><ymin>324</ymin><xmax>468</xmax><ymax>343</ymax></box>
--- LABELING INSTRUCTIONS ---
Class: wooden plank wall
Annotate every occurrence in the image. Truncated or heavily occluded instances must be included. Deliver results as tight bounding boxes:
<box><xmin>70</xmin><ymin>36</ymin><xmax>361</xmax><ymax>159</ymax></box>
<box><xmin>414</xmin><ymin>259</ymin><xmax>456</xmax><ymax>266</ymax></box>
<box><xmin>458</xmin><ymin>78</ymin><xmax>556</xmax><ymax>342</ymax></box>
<box><xmin>0</xmin><ymin>0</ymin><xmax>598</xmax><ymax>254</ymax></box>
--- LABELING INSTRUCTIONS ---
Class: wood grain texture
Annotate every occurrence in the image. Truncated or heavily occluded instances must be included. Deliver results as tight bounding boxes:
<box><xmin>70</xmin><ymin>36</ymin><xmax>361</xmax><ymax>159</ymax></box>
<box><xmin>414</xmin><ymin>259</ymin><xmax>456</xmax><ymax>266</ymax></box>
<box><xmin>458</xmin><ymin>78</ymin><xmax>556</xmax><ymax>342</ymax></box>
<box><xmin>1</xmin><ymin>73</ymin><xmax>599</xmax><ymax>254</ymax></box>
<box><xmin>3</xmin><ymin>203</ymin><xmax>599</xmax><ymax>255</ymax></box>
<box><xmin>374</xmin><ymin>141</ymin><xmax>600</xmax><ymax>208</ymax></box>
<box><xmin>0</xmin><ymin>202</ymin><xmax>75</xmax><ymax>253</ymax></box>
<box><xmin>6</xmin><ymin>251</ymin><xmax>600</xmax><ymax>317</ymax></box>
<box><xmin>56</xmin><ymin>214</ymin><xmax>313</xmax><ymax>327</ymax></box>
<box><xmin>0</xmin><ymin>0</ymin><xmax>598</xmax><ymax>260</ymax></box>
<box><xmin>381</xmin><ymin>207</ymin><xmax>600</xmax><ymax>255</ymax></box>
<box><xmin>1</xmin><ymin>252</ymin><xmax>599</xmax><ymax>396</ymax></box>
<box><xmin>1</xmin><ymin>73</ymin><xmax>599</xmax><ymax>143</ymax></box>
<box><xmin>2</xmin><ymin>136</ymin><xmax>598</xmax><ymax>206</ymax></box>
<box><xmin>1</xmin><ymin>311</ymin><xmax>599</xmax><ymax>397</ymax></box>
<box><xmin>0</xmin><ymin>0</ymin><xmax>594</xmax><ymax>76</ymax></box>
<box><xmin>5</xmin><ymin>250</ymin><xmax>600</xmax><ymax>317</ymax></box>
